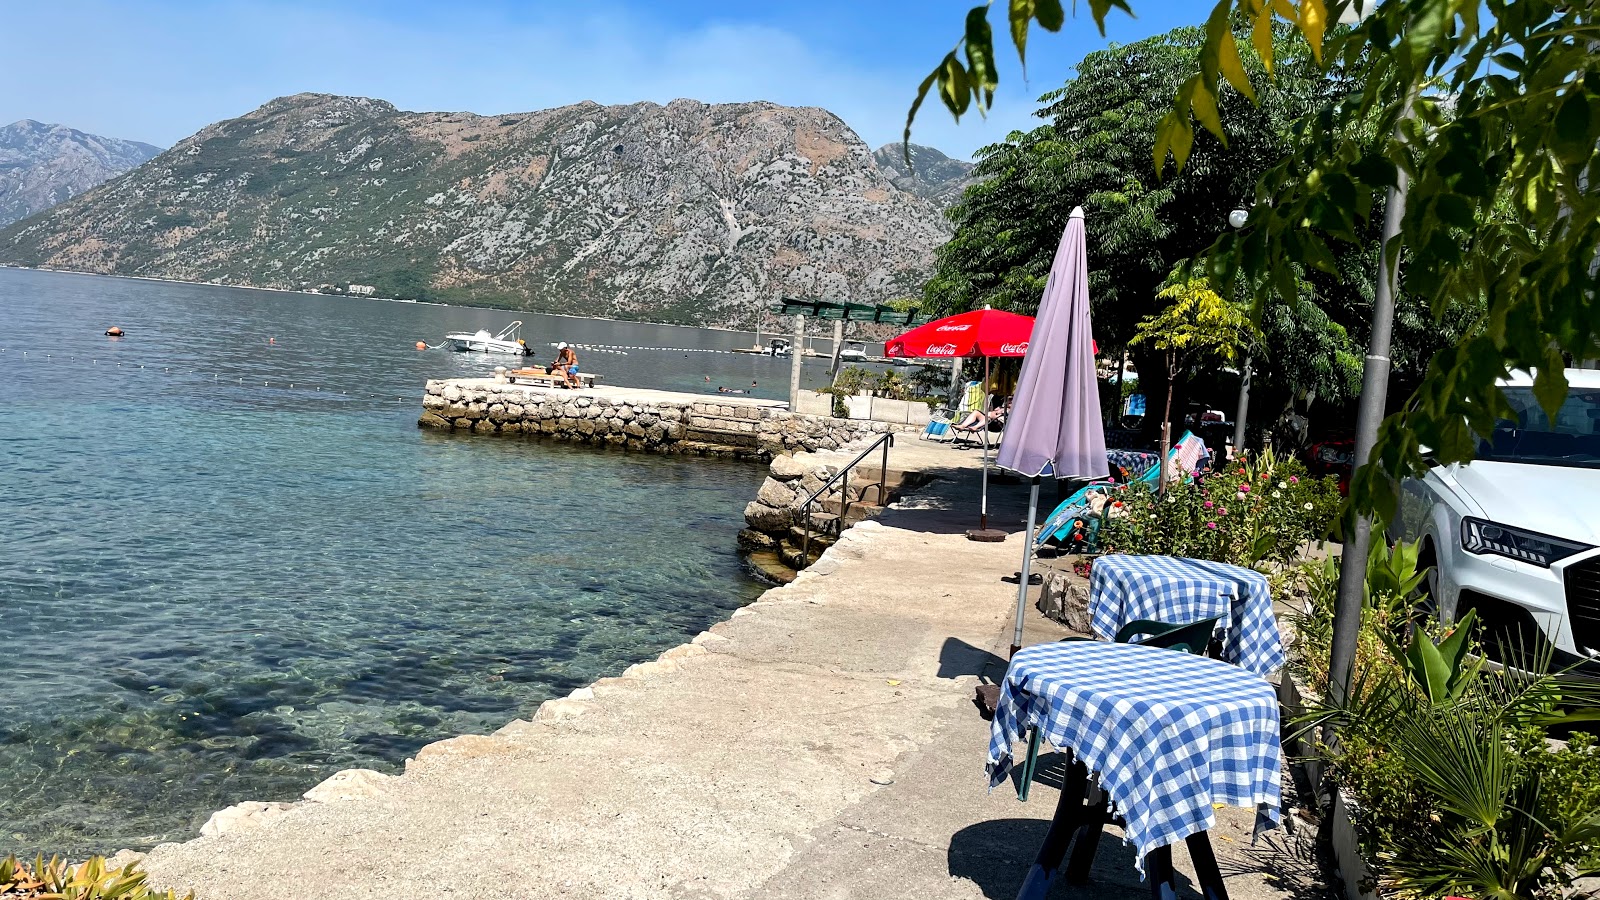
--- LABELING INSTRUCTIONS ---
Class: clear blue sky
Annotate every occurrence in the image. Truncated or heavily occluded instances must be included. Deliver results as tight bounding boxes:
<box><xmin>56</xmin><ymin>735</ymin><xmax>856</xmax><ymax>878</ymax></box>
<box><xmin>2</xmin><ymin>0</ymin><xmax>1198</xmax><ymax>159</ymax></box>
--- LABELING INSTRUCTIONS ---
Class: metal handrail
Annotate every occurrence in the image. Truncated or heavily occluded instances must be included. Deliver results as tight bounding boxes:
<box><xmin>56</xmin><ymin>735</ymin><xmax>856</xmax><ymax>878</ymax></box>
<box><xmin>795</xmin><ymin>431</ymin><xmax>895</xmax><ymax>564</ymax></box>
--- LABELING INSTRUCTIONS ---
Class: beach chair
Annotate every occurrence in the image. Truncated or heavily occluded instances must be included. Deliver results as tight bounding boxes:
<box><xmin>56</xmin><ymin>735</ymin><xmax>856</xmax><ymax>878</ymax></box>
<box><xmin>1033</xmin><ymin>432</ymin><xmax>1211</xmax><ymax>549</ymax></box>
<box><xmin>921</xmin><ymin>380</ymin><xmax>983</xmax><ymax>441</ymax></box>
<box><xmin>1014</xmin><ymin>616</ymin><xmax>1222</xmax><ymax>802</ymax></box>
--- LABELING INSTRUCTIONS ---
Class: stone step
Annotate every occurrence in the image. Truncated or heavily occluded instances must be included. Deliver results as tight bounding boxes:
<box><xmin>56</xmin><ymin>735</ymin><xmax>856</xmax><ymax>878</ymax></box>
<box><xmin>814</xmin><ymin>499</ymin><xmax>884</xmax><ymax>522</ymax></box>
<box><xmin>787</xmin><ymin>526</ymin><xmax>837</xmax><ymax>549</ymax></box>
<box><xmin>744</xmin><ymin>550</ymin><xmax>796</xmax><ymax>585</ymax></box>
<box><xmin>779</xmin><ymin>544</ymin><xmax>824</xmax><ymax>570</ymax></box>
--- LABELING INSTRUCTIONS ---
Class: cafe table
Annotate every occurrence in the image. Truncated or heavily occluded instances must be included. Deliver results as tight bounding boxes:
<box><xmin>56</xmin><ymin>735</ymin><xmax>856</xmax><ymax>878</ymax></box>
<box><xmin>1089</xmin><ymin>554</ymin><xmax>1286</xmax><ymax>677</ymax></box>
<box><xmin>988</xmin><ymin>640</ymin><xmax>1282</xmax><ymax>900</ymax></box>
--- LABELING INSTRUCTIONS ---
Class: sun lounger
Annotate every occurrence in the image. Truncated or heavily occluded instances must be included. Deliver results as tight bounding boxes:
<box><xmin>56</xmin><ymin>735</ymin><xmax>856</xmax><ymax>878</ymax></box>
<box><xmin>509</xmin><ymin>367</ymin><xmax>600</xmax><ymax>388</ymax></box>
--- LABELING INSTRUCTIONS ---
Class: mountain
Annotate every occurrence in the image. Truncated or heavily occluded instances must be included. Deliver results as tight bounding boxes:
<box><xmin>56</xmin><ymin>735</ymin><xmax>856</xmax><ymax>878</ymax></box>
<box><xmin>0</xmin><ymin>94</ymin><xmax>952</xmax><ymax>327</ymax></box>
<box><xmin>872</xmin><ymin>143</ymin><xmax>974</xmax><ymax>208</ymax></box>
<box><xmin>0</xmin><ymin>120</ymin><xmax>161</xmax><ymax>226</ymax></box>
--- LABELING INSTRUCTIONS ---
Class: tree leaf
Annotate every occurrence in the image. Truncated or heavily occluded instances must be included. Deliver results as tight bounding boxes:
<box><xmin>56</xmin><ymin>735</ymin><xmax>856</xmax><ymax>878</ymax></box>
<box><xmin>1252</xmin><ymin>4</ymin><xmax>1276</xmax><ymax>74</ymax></box>
<box><xmin>1009</xmin><ymin>0</ymin><xmax>1034</xmax><ymax>66</ymax></box>
<box><xmin>1036</xmin><ymin>0</ymin><xmax>1065</xmax><ymax>32</ymax></box>
<box><xmin>1188</xmin><ymin>79</ymin><xmax>1225</xmax><ymax>143</ymax></box>
<box><xmin>1298</xmin><ymin>0</ymin><xmax>1326</xmax><ymax>66</ymax></box>
<box><xmin>939</xmin><ymin>52</ymin><xmax>972</xmax><ymax>118</ymax></box>
<box><xmin>904</xmin><ymin>65</ymin><xmax>941</xmax><ymax>161</ymax></box>
<box><xmin>1217</xmin><ymin>31</ymin><xmax>1256</xmax><ymax>101</ymax></box>
<box><xmin>1554</xmin><ymin>91</ymin><xmax>1593</xmax><ymax>162</ymax></box>
<box><xmin>965</xmin><ymin>6</ymin><xmax>999</xmax><ymax>110</ymax></box>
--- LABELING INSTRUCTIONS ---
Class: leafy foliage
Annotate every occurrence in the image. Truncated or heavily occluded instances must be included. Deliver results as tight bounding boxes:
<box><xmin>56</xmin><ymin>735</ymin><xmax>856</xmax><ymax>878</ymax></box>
<box><xmin>0</xmin><ymin>855</ymin><xmax>191</xmax><ymax>900</ymax></box>
<box><xmin>1289</xmin><ymin>558</ymin><xmax>1600</xmax><ymax>899</ymax></box>
<box><xmin>913</xmin><ymin>0</ymin><xmax>1600</xmax><ymax>524</ymax></box>
<box><xmin>1098</xmin><ymin>448</ymin><xmax>1341</xmax><ymax>566</ymax></box>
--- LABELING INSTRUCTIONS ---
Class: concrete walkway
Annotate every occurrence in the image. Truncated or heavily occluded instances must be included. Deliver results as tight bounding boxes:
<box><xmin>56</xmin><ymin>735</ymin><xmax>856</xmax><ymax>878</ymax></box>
<box><xmin>138</xmin><ymin>442</ymin><xmax>1332</xmax><ymax>900</ymax></box>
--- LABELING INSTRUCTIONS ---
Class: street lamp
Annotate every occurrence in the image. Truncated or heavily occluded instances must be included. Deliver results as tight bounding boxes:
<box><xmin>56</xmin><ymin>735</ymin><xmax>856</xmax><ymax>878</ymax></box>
<box><xmin>1228</xmin><ymin>210</ymin><xmax>1253</xmax><ymax>458</ymax></box>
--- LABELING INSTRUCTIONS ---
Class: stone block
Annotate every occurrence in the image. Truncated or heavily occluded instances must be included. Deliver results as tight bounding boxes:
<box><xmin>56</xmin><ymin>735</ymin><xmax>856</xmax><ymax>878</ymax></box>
<box><xmin>303</xmin><ymin>768</ymin><xmax>392</xmax><ymax>803</ymax></box>
<box><xmin>473</xmin><ymin>419</ymin><xmax>496</xmax><ymax>434</ymax></box>
<box><xmin>756</xmin><ymin>478</ymin><xmax>797</xmax><ymax>508</ymax></box>
<box><xmin>769</xmin><ymin>454</ymin><xmax>809</xmax><ymax>480</ymax></box>
<box><xmin>418</xmin><ymin>412</ymin><xmax>450</xmax><ymax>429</ymax></box>
<box><xmin>200</xmin><ymin>801</ymin><xmax>293</xmax><ymax>838</ymax></box>
<box><xmin>443</xmin><ymin>385</ymin><xmax>462</xmax><ymax>402</ymax></box>
<box><xmin>743</xmin><ymin>500</ymin><xmax>793</xmax><ymax>532</ymax></box>
<box><xmin>737</xmin><ymin>528</ymin><xmax>778</xmax><ymax>552</ymax></box>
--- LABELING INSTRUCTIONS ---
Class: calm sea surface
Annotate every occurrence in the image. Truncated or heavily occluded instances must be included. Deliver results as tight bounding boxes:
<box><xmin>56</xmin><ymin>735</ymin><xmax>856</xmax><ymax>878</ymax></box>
<box><xmin>0</xmin><ymin>268</ymin><xmax>846</xmax><ymax>857</ymax></box>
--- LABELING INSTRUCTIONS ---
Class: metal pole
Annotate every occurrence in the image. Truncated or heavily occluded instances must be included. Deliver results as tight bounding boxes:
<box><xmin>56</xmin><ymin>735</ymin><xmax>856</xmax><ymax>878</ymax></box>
<box><xmin>1329</xmin><ymin>125</ymin><xmax>1411</xmax><ymax>708</ymax></box>
<box><xmin>980</xmin><ymin>355</ymin><xmax>991</xmax><ymax>529</ymax></box>
<box><xmin>1011</xmin><ymin>477</ymin><xmax>1042</xmax><ymax>656</ymax></box>
<box><xmin>829</xmin><ymin>319</ymin><xmax>844</xmax><ymax>380</ymax></box>
<box><xmin>789</xmin><ymin>314</ymin><xmax>804</xmax><ymax>409</ymax></box>
<box><xmin>1232</xmin><ymin>355</ymin><xmax>1252</xmax><ymax>461</ymax></box>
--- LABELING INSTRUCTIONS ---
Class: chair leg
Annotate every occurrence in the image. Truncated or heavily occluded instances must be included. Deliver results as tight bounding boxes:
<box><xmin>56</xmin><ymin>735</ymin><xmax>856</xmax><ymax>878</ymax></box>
<box><xmin>1064</xmin><ymin>783</ymin><xmax>1109</xmax><ymax>884</ymax></box>
<box><xmin>1017</xmin><ymin>727</ymin><xmax>1043</xmax><ymax>802</ymax></box>
<box><xmin>1145</xmin><ymin>844</ymin><xmax>1180</xmax><ymax>900</ymax></box>
<box><xmin>1013</xmin><ymin>758</ymin><xmax>1088</xmax><ymax>900</ymax></box>
<box><xmin>1185</xmin><ymin>832</ymin><xmax>1231</xmax><ymax>900</ymax></box>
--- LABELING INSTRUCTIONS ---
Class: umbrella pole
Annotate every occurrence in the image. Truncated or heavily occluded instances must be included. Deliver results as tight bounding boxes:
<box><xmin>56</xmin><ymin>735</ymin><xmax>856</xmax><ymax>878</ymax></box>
<box><xmin>981</xmin><ymin>355</ymin><xmax>990</xmax><ymax>530</ymax></box>
<box><xmin>1010</xmin><ymin>476</ymin><xmax>1041</xmax><ymax>657</ymax></box>
<box><xmin>966</xmin><ymin>356</ymin><xmax>1006</xmax><ymax>542</ymax></box>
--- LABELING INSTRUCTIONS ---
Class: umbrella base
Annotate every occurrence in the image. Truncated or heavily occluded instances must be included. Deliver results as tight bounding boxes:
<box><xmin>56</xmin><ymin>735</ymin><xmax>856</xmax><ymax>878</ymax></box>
<box><xmin>1002</xmin><ymin>572</ymin><xmax>1044</xmax><ymax>585</ymax></box>
<box><xmin>965</xmin><ymin>528</ymin><xmax>1008</xmax><ymax>542</ymax></box>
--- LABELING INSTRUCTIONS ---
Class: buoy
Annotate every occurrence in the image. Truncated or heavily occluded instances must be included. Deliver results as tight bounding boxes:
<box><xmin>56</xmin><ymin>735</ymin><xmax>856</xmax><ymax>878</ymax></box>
<box><xmin>415</xmin><ymin>341</ymin><xmax>428</xmax><ymax>351</ymax></box>
<box><xmin>105</xmin><ymin>326</ymin><xmax>124</xmax><ymax>337</ymax></box>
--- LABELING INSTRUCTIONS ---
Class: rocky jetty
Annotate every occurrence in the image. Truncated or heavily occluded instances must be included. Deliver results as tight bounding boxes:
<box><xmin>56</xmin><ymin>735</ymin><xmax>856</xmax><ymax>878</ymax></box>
<box><xmin>419</xmin><ymin>379</ymin><xmax>915</xmax><ymax>459</ymax></box>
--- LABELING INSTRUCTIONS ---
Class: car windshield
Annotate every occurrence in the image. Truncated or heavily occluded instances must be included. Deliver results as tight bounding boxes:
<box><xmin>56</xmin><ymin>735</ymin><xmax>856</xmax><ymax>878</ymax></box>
<box><xmin>1478</xmin><ymin>385</ymin><xmax>1600</xmax><ymax>468</ymax></box>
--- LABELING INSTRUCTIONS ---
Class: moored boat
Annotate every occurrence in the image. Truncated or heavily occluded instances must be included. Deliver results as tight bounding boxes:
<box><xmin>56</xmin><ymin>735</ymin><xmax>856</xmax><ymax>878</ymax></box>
<box><xmin>442</xmin><ymin>321</ymin><xmax>532</xmax><ymax>355</ymax></box>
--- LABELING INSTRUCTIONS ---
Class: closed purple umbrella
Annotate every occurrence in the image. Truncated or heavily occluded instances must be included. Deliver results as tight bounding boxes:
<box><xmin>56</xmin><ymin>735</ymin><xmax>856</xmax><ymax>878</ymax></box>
<box><xmin>996</xmin><ymin>207</ymin><xmax>1107</xmax><ymax>655</ymax></box>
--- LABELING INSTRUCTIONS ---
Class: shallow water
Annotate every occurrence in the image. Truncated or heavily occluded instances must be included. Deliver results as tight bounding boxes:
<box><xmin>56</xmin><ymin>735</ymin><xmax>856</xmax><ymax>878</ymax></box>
<box><xmin>0</xmin><ymin>269</ymin><xmax>784</xmax><ymax>856</ymax></box>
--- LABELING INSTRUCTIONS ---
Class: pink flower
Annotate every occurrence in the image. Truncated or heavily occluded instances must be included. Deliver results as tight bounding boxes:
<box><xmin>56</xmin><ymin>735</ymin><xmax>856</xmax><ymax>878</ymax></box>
<box><xmin>1219</xmin><ymin>507</ymin><xmax>1228</xmax><ymax>516</ymax></box>
<box><xmin>1206</xmin><ymin>522</ymin><xmax>1218</xmax><ymax>529</ymax></box>
<box><xmin>1204</xmin><ymin>500</ymin><xmax>1214</xmax><ymax>509</ymax></box>
<box><xmin>1289</xmin><ymin>475</ymin><xmax>1299</xmax><ymax>484</ymax></box>
<box><xmin>1239</xmin><ymin>484</ymin><xmax>1251</xmax><ymax>493</ymax></box>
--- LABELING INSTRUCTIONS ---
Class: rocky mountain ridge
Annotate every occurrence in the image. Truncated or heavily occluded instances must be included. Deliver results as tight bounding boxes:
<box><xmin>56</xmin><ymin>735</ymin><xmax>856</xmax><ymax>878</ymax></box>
<box><xmin>0</xmin><ymin>120</ymin><xmax>160</xmax><ymax>226</ymax></box>
<box><xmin>0</xmin><ymin>94</ymin><xmax>955</xmax><ymax>327</ymax></box>
<box><xmin>872</xmin><ymin>143</ymin><xmax>974</xmax><ymax>209</ymax></box>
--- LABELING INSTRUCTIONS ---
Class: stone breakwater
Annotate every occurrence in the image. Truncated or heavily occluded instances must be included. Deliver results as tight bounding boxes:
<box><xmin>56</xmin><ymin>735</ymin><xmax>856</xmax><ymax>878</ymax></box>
<box><xmin>419</xmin><ymin>378</ymin><xmax>915</xmax><ymax>459</ymax></box>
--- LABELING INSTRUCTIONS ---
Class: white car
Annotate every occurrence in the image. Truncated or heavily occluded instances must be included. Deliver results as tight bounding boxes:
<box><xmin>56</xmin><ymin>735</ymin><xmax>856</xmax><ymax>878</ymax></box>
<box><xmin>1396</xmin><ymin>368</ymin><xmax>1600</xmax><ymax>667</ymax></box>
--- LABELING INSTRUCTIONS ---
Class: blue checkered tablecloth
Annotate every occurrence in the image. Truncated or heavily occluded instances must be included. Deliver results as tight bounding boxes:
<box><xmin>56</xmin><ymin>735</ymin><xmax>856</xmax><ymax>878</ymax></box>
<box><xmin>987</xmin><ymin>641</ymin><xmax>1282</xmax><ymax>868</ymax></box>
<box><xmin>1106</xmin><ymin>449</ymin><xmax>1161</xmax><ymax>479</ymax></box>
<box><xmin>1090</xmin><ymin>554</ymin><xmax>1285</xmax><ymax>676</ymax></box>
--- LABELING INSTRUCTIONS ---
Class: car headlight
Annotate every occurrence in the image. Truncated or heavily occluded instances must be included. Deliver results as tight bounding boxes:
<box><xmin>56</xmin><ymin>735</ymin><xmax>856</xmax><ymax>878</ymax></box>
<box><xmin>1460</xmin><ymin>518</ymin><xmax>1593</xmax><ymax>567</ymax></box>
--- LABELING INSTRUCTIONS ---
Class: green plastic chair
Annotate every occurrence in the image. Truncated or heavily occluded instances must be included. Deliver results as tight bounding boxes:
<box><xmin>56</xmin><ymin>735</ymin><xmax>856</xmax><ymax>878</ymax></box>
<box><xmin>1015</xmin><ymin>616</ymin><xmax>1222</xmax><ymax>801</ymax></box>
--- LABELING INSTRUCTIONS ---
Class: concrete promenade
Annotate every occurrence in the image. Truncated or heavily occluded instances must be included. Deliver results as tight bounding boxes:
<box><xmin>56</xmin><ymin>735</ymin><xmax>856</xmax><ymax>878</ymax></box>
<box><xmin>138</xmin><ymin>445</ymin><xmax>1330</xmax><ymax>900</ymax></box>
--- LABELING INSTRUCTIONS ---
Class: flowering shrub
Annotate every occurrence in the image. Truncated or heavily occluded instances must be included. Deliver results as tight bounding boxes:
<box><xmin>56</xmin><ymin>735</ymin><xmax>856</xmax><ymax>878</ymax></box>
<box><xmin>1097</xmin><ymin>448</ymin><xmax>1341</xmax><ymax>568</ymax></box>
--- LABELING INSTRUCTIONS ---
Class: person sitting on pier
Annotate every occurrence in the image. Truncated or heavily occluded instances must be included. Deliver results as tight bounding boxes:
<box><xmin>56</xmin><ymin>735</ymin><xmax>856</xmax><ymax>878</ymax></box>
<box><xmin>551</xmin><ymin>342</ymin><xmax>580</xmax><ymax>388</ymax></box>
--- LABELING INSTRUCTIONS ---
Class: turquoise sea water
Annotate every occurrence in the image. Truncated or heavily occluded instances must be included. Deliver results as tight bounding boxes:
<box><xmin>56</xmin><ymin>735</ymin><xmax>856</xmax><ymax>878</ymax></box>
<box><xmin>0</xmin><ymin>269</ymin><xmax>796</xmax><ymax>856</ymax></box>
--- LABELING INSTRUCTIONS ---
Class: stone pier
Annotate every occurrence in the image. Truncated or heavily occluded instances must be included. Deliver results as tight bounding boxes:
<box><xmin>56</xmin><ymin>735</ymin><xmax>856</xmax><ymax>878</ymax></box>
<box><xmin>419</xmin><ymin>378</ymin><xmax>915</xmax><ymax>459</ymax></box>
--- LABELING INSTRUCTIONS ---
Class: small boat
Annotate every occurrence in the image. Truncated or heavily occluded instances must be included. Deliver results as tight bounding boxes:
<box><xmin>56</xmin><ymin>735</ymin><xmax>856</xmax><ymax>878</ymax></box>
<box><xmin>442</xmin><ymin>321</ymin><xmax>532</xmax><ymax>355</ymax></box>
<box><xmin>839</xmin><ymin>342</ymin><xmax>869</xmax><ymax>363</ymax></box>
<box><xmin>763</xmin><ymin>338</ymin><xmax>792</xmax><ymax>358</ymax></box>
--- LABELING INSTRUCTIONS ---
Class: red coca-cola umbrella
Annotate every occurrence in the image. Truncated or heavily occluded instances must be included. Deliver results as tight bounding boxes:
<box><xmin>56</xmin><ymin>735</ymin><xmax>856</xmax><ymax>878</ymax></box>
<box><xmin>885</xmin><ymin>308</ymin><xmax>1036</xmax><ymax>359</ymax></box>
<box><xmin>886</xmin><ymin>308</ymin><xmax>1049</xmax><ymax>540</ymax></box>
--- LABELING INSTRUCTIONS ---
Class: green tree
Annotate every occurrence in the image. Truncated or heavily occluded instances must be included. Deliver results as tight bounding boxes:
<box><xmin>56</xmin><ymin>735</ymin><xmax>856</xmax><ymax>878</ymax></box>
<box><xmin>1130</xmin><ymin>278</ymin><xmax>1257</xmax><ymax>484</ymax></box>
<box><xmin>909</xmin><ymin>0</ymin><xmax>1600</xmax><ymax>520</ymax></box>
<box><xmin>924</xmin><ymin>26</ymin><xmax>1386</xmax><ymax>440</ymax></box>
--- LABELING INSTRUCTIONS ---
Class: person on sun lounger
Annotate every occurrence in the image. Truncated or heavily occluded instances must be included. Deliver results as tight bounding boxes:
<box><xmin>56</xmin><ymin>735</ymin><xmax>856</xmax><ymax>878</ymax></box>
<box><xmin>951</xmin><ymin>397</ymin><xmax>1010</xmax><ymax>436</ymax></box>
<box><xmin>551</xmin><ymin>342</ymin><xmax>580</xmax><ymax>387</ymax></box>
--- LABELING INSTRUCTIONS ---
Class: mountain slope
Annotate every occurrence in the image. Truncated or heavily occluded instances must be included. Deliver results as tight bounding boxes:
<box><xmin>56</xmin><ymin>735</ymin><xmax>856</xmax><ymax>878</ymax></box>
<box><xmin>872</xmin><ymin>143</ymin><xmax>974</xmax><ymax>208</ymax></box>
<box><xmin>0</xmin><ymin>120</ymin><xmax>161</xmax><ymax>226</ymax></box>
<box><xmin>0</xmin><ymin>94</ymin><xmax>950</xmax><ymax>326</ymax></box>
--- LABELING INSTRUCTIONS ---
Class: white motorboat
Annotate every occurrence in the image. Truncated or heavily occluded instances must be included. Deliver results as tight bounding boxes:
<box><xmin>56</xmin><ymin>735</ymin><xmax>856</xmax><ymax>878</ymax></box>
<box><xmin>442</xmin><ymin>321</ymin><xmax>532</xmax><ymax>355</ymax></box>
<box><xmin>838</xmin><ymin>342</ymin><xmax>869</xmax><ymax>363</ymax></box>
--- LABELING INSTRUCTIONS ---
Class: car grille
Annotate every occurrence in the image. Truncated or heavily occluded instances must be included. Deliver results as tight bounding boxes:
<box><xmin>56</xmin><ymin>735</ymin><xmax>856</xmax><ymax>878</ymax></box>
<box><xmin>1565</xmin><ymin>556</ymin><xmax>1600</xmax><ymax>654</ymax></box>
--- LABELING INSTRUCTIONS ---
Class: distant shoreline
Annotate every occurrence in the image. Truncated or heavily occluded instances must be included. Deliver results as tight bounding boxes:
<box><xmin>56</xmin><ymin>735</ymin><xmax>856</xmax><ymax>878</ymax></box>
<box><xmin>0</xmin><ymin>264</ymin><xmax>770</xmax><ymax>339</ymax></box>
